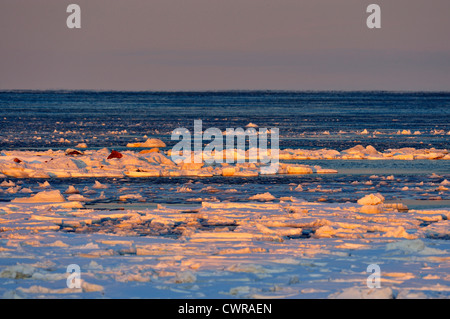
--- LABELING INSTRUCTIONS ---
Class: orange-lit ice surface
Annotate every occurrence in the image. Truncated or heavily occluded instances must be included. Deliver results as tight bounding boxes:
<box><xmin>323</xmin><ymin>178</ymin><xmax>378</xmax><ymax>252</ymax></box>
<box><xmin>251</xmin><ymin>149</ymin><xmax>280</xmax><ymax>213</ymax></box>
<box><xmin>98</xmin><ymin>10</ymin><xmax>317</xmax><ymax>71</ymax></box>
<box><xmin>0</xmin><ymin>146</ymin><xmax>449</xmax><ymax>299</ymax></box>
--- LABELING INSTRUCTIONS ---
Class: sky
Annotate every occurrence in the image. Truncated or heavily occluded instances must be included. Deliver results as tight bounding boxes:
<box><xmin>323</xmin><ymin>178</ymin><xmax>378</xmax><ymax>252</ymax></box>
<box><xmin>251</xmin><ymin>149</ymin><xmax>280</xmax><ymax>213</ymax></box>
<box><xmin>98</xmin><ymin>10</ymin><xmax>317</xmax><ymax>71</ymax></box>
<box><xmin>1</xmin><ymin>0</ymin><xmax>449</xmax><ymax>91</ymax></box>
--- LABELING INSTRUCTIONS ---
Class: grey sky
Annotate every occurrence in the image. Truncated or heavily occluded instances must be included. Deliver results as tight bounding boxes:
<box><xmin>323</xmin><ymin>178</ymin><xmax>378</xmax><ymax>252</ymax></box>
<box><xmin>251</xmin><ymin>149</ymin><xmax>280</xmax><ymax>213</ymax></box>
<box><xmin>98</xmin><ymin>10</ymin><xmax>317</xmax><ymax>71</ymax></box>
<box><xmin>1</xmin><ymin>0</ymin><xmax>449</xmax><ymax>91</ymax></box>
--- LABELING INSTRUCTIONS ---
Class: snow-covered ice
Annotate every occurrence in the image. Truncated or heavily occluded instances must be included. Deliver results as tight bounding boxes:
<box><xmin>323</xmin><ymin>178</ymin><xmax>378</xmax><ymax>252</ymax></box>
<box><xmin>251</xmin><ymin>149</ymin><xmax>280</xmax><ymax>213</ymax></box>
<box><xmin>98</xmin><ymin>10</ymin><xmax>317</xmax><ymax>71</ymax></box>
<box><xmin>0</xmin><ymin>193</ymin><xmax>448</xmax><ymax>299</ymax></box>
<box><xmin>0</xmin><ymin>143</ymin><xmax>448</xmax><ymax>299</ymax></box>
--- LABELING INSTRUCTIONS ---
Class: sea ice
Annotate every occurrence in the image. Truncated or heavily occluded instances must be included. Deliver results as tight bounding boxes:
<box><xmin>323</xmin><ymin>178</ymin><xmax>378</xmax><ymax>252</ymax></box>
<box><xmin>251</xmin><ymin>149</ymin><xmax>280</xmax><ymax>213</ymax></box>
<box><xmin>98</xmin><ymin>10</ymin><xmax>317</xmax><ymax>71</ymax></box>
<box><xmin>0</xmin><ymin>180</ymin><xmax>15</xmax><ymax>187</ymax></box>
<box><xmin>357</xmin><ymin>193</ymin><xmax>385</xmax><ymax>205</ymax></box>
<box><xmin>249</xmin><ymin>192</ymin><xmax>276</xmax><ymax>201</ymax></box>
<box><xmin>64</xmin><ymin>185</ymin><xmax>80</xmax><ymax>194</ymax></box>
<box><xmin>127</xmin><ymin>138</ymin><xmax>166</xmax><ymax>148</ymax></box>
<box><xmin>92</xmin><ymin>181</ymin><xmax>108</xmax><ymax>189</ymax></box>
<box><xmin>330</xmin><ymin>287</ymin><xmax>393</xmax><ymax>299</ymax></box>
<box><xmin>67</xmin><ymin>194</ymin><xmax>91</xmax><ymax>202</ymax></box>
<box><xmin>38</xmin><ymin>181</ymin><xmax>51</xmax><ymax>188</ymax></box>
<box><xmin>11</xmin><ymin>190</ymin><xmax>66</xmax><ymax>203</ymax></box>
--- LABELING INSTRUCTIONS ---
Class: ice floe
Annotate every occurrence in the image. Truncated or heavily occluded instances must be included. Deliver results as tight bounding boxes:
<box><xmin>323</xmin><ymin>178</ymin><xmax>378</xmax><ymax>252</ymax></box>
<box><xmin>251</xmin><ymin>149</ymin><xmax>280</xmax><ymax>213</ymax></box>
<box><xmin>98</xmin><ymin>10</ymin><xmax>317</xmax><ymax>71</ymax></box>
<box><xmin>0</xmin><ymin>144</ymin><xmax>448</xmax><ymax>180</ymax></box>
<box><xmin>0</xmin><ymin>149</ymin><xmax>337</xmax><ymax>178</ymax></box>
<box><xmin>357</xmin><ymin>193</ymin><xmax>385</xmax><ymax>206</ymax></box>
<box><xmin>0</xmin><ymin>195</ymin><xmax>448</xmax><ymax>299</ymax></box>
<box><xmin>11</xmin><ymin>190</ymin><xmax>66</xmax><ymax>203</ymax></box>
<box><xmin>126</xmin><ymin>138</ymin><xmax>166</xmax><ymax>148</ymax></box>
<box><xmin>278</xmin><ymin>145</ymin><xmax>449</xmax><ymax>160</ymax></box>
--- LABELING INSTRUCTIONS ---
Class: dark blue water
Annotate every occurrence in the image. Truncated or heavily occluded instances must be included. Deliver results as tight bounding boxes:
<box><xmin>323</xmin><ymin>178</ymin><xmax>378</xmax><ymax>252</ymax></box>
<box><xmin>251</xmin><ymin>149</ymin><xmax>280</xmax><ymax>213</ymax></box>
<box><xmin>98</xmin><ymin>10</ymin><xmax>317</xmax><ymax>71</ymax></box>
<box><xmin>0</xmin><ymin>91</ymin><xmax>449</xmax><ymax>150</ymax></box>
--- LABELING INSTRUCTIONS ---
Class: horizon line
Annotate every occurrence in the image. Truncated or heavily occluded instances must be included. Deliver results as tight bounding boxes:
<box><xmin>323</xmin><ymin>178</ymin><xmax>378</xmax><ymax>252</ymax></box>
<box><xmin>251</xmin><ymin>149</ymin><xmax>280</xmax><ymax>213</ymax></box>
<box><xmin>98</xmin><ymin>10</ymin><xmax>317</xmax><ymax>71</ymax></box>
<box><xmin>1</xmin><ymin>89</ymin><xmax>450</xmax><ymax>94</ymax></box>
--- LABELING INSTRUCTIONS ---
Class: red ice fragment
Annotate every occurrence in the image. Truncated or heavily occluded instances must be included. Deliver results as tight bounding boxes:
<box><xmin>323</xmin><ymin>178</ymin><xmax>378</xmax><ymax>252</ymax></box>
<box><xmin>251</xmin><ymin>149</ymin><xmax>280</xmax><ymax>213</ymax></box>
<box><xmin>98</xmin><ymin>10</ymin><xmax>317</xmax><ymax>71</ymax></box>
<box><xmin>107</xmin><ymin>150</ymin><xmax>123</xmax><ymax>159</ymax></box>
